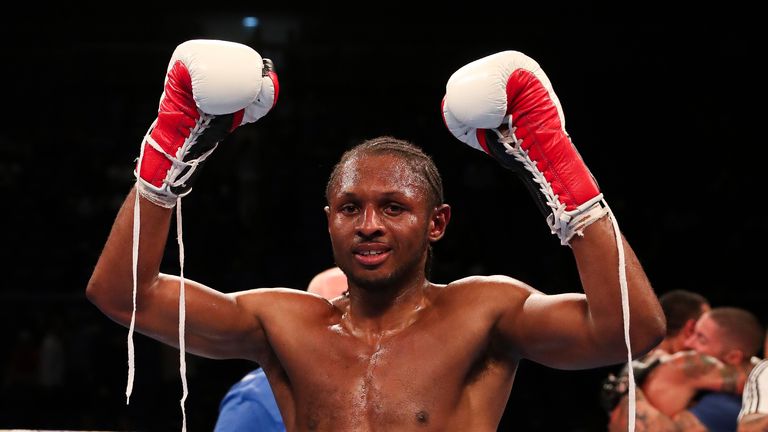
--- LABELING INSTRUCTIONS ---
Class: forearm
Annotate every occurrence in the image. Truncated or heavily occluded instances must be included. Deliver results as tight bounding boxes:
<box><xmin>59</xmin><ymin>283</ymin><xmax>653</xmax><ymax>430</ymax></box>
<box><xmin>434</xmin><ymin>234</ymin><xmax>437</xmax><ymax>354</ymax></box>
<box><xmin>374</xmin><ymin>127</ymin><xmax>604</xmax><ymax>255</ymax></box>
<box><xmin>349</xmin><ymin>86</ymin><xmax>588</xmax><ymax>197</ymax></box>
<box><xmin>86</xmin><ymin>187</ymin><xmax>173</xmax><ymax>315</ymax></box>
<box><xmin>570</xmin><ymin>216</ymin><xmax>665</xmax><ymax>356</ymax></box>
<box><xmin>610</xmin><ymin>392</ymin><xmax>680</xmax><ymax>432</ymax></box>
<box><xmin>610</xmin><ymin>391</ymin><xmax>707</xmax><ymax>432</ymax></box>
<box><xmin>686</xmin><ymin>355</ymin><xmax>744</xmax><ymax>395</ymax></box>
<box><xmin>717</xmin><ymin>364</ymin><xmax>744</xmax><ymax>395</ymax></box>
<box><xmin>739</xmin><ymin>414</ymin><xmax>768</xmax><ymax>432</ymax></box>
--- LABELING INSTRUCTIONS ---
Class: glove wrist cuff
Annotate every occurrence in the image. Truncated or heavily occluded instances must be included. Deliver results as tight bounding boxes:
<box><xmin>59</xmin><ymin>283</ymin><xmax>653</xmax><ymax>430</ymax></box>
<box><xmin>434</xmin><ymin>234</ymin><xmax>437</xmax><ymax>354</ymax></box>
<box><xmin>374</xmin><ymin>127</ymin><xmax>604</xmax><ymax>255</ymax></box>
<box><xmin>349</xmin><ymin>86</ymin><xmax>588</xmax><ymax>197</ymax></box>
<box><xmin>135</xmin><ymin>176</ymin><xmax>181</xmax><ymax>208</ymax></box>
<box><xmin>548</xmin><ymin>197</ymin><xmax>609</xmax><ymax>246</ymax></box>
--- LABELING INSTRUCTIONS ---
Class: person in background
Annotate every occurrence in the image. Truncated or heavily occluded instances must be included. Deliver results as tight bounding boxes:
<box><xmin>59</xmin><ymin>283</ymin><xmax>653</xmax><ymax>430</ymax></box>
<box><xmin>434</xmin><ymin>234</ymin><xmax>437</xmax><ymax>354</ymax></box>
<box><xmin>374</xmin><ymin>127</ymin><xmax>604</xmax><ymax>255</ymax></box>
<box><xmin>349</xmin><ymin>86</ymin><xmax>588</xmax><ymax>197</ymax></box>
<box><xmin>653</xmin><ymin>290</ymin><xmax>711</xmax><ymax>359</ymax></box>
<box><xmin>738</xmin><ymin>328</ymin><xmax>768</xmax><ymax>432</ymax></box>
<box><xmin>609</xmin><ymin>307</ymin><xmax>763</xmax><ymax>432</ymax></box>
<box><xmin>601</xmin><ymin>289</ymin><xmax>711</xmax><ymax>412</ymax></box>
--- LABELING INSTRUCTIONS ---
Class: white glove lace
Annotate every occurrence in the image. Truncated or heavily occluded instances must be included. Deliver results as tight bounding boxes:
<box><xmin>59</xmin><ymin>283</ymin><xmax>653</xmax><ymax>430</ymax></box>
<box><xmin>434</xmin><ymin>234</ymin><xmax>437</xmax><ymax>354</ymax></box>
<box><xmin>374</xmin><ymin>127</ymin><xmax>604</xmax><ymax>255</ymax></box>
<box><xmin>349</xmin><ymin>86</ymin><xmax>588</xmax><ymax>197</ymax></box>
<box><xmin>130</xmin><ymin>114</ymin><xmax>200</xmax><ymax>432</ymax></box>
<box><xmin>136</xmin><ymin>113</ymin><xmax>218</xmax><ymax>208</ymax></box>
<box><xmin>493</xmin><ymin>117</ymin><xmax>608</xmax><ymax>246</ymax></box>
<box><xmin>494</xmin><ymin>115</ymin><xmax>636</xmax><ymax>431</ymax></box>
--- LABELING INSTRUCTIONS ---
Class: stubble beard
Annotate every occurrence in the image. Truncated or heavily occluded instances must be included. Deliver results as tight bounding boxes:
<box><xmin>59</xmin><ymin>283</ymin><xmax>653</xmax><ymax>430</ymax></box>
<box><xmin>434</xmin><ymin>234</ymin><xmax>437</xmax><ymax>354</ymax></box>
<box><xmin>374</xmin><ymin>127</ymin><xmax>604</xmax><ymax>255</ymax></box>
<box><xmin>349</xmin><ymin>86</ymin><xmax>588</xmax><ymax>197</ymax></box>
<box><xmin>335</xmin><ymin>245</ymin><xmax>427</xmax><ymax>293</ymax></box>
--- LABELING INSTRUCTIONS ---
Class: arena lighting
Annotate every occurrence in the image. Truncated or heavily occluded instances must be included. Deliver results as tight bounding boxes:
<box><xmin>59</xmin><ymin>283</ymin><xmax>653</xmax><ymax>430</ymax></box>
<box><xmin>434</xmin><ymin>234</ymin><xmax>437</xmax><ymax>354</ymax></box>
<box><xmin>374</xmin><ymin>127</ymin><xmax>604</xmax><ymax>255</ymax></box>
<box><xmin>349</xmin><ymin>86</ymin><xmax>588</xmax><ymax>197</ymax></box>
<box><xmin>242</xmin><ymin>16</ymin><xmax>259</xmax><ymax>28</ymax></box>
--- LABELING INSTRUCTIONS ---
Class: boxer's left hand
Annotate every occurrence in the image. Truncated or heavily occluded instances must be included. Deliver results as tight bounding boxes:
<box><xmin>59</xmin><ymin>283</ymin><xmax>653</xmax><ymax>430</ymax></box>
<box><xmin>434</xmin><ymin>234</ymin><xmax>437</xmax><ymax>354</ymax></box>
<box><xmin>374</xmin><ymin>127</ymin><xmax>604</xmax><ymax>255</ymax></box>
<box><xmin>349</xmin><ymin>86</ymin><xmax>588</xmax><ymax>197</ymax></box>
<box><xmin>442</xmin><ymin>51</ymin><xmax>607</xmax><ymax>245</ymax></box>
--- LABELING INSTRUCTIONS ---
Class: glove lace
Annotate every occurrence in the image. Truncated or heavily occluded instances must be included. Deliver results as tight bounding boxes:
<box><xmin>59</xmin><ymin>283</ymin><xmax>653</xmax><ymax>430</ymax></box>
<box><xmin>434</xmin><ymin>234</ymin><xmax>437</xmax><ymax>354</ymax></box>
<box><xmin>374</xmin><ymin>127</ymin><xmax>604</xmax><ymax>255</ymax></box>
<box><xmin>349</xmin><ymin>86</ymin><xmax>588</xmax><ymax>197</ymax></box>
<box><xmin>493</xmin><ymin>121</ymin><xmax>567</xmax><ymax>237</ymax></box>
<box><xmin>493</xmin><ymin>117</ymin><xmax>634</xmax><ymax>430</ymax></box>
<box><xmin>144</xmin><ymin>113</ymin><xmax>219</xmax><ymax>189</ymax></box>
<box><xmin>493</xmin><ymin>117</ymin><xmax>607</xmax><ymax>245</ymax></box>
<box><xmin>131</xmin><ymin>114</ymin><xmax>206</xmax><ymax>432</ymax></box>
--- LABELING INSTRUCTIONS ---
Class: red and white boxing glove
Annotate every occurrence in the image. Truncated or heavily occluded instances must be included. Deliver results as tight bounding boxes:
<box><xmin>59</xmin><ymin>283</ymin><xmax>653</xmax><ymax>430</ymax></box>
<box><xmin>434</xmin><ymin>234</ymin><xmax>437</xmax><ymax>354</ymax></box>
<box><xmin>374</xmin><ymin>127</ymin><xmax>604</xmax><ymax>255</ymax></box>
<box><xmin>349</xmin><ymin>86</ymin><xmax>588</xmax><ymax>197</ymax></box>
<box><xmin>136</xmin><ymin>39</ymin><xmax>279</xmax><ymax>208</ymax></box>
<box><xmin>442</xmin><ymin>51</ymin><xmax>607</xmax><ymax>245</ymax></box>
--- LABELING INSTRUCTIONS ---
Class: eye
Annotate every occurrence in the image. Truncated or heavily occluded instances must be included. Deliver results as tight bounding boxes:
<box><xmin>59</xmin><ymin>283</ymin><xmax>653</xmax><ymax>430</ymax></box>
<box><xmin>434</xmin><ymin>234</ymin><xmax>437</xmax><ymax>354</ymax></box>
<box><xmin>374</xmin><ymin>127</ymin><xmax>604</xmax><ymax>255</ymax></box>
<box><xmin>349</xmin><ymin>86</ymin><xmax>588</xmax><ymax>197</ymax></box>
<box><xmin>340</xmin><ymin>204</ymin><xmax>358</xmax><ymax>215</ymax></box>
<box><xmin>384</xmin><ymin>203</ymin><xmax>404</xmax><ymax>216</ymax></box>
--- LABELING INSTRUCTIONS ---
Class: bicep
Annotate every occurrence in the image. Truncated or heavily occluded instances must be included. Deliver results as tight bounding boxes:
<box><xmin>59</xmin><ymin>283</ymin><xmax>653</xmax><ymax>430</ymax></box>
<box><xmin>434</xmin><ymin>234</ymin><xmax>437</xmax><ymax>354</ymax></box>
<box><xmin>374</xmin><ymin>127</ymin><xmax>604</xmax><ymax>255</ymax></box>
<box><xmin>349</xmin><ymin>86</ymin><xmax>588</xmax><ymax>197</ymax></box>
<box><xmin>497</xmin><ymin>290</ymin><xmax>612</xmax><ymax>369</ymax></box>
<box><xmin>134</xmin><ymin>274</ymin><xmax>267</xmax><ymax>360</ymax></box>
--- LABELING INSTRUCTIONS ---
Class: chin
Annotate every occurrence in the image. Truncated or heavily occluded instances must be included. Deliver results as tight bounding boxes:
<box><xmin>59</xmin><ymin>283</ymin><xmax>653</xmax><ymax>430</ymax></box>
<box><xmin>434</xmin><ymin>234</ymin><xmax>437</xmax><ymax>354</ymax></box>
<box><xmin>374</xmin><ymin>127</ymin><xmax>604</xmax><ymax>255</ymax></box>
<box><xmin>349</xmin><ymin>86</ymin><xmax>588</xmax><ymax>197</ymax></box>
<box><xmin>347</xmin><ymin>268</ymin><xmax>399</xmax><ymax>291</ymax></box>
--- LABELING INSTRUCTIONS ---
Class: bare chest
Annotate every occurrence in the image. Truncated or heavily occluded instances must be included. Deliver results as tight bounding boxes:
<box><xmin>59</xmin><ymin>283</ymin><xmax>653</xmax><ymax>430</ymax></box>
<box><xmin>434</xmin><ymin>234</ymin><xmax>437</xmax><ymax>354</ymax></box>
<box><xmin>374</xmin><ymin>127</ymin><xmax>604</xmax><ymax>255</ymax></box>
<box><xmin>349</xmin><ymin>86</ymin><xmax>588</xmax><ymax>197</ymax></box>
<box><xmin>269</xmin><ymin>318</ymin><xmax>500</xmax><ymax>430</ymax></box>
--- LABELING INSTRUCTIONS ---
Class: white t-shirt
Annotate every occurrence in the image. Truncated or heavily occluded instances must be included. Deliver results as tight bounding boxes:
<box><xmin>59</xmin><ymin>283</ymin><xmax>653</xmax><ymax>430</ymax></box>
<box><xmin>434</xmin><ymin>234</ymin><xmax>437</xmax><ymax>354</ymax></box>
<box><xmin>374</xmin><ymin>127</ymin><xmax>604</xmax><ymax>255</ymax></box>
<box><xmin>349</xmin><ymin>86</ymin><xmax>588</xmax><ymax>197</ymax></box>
<box><xmin>739</xmin><ymin>359</ymin><xmax>768</xmax><ymax>420</ymax></box>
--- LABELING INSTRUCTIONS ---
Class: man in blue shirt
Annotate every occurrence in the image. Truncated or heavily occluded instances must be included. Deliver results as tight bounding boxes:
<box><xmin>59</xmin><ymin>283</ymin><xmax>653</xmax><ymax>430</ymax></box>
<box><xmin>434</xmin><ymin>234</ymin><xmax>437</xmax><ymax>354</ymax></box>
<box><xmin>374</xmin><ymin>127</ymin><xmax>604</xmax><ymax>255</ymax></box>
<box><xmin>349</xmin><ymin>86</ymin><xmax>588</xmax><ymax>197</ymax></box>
<box><xmin>214</xmin><ymin>267</ymin><xmax>348</xmax><ymax>432</ymax></box>
<box><xmin>215</xmin><ymin>368</ymin><xmax>283</xmax><ymax>432</ymax></box>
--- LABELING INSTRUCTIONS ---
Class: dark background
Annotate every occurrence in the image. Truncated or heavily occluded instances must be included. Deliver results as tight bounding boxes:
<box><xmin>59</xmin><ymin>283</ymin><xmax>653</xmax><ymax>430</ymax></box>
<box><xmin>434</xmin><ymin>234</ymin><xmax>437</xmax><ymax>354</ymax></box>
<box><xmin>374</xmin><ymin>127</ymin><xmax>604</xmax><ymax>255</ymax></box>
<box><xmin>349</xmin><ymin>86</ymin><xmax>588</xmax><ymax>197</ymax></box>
<box><xmin>0</xmin><ymin>4</ymin><xmax>761</xmax><ymax>431</ymax></box>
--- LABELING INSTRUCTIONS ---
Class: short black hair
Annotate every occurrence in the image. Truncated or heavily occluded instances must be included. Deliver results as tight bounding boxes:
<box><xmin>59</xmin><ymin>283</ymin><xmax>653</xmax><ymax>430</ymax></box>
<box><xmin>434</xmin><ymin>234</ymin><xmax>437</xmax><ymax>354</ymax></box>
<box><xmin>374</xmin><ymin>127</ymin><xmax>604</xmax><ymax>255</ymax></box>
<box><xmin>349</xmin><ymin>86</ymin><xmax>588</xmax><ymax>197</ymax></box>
<box><xmin>659</xmin><ymin>290</ymin><xmax>709</xmax><ymax>337</ymax></box>
<box><xmin>708</xmin><ymin>307</ymin><xmax>764</xmax><ymax>358</ymax></box>
<box><xmin>325</xmin><ymin>136</ymin><xmax>444</xmax><ymax>208</ymax></box>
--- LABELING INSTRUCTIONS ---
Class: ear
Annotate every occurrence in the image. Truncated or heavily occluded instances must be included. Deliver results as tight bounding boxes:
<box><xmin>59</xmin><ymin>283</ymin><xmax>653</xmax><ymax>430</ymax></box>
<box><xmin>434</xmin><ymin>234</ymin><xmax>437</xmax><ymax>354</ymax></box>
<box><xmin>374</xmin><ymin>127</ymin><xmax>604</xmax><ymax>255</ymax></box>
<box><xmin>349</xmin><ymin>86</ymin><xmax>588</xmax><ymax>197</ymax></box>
<box><xmin>682</xmin><ymin>318</ymin><xmax>698</xmax><ymax>338</ymax></box>
<box><xmin>723</xmin><ymin>348</ymin><xmax>745</xmax><ymax>366</ymax></box>
<box><xmin>324</xmin><ymin>206</ymin><xmax>331</xmax><ymax>230</ymax></box>
<box><xmin>428</xmin><ymin>204</ymin><xmax>451</xmax><ymax>242</ymax></box>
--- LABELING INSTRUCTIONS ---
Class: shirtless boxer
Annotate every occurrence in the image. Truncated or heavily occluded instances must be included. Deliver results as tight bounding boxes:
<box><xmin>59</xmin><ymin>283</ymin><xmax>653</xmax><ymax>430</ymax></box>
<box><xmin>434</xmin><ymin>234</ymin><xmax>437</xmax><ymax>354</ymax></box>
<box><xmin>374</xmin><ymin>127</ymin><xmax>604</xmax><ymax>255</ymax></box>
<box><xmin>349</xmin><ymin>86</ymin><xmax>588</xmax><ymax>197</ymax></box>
<box><xmin>86</xmin><ymin>40</ymin><xmax>665</xmax><ymax>430</ymax></box>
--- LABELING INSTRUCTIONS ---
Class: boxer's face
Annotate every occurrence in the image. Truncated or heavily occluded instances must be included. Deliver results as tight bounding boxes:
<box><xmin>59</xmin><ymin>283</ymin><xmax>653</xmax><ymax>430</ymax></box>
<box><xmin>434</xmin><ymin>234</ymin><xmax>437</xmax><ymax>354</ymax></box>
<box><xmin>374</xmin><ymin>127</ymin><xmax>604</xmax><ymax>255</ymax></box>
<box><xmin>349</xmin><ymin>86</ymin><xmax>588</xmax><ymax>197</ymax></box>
<box><xmin>684</xmin><ymin>313</ymin><xmax>727</xmax><ymax>360</ymax></box>
<box><xmin>325</xmin><ymin>153</ymin><xmax>440</xmax><ymax>290</ymax></box>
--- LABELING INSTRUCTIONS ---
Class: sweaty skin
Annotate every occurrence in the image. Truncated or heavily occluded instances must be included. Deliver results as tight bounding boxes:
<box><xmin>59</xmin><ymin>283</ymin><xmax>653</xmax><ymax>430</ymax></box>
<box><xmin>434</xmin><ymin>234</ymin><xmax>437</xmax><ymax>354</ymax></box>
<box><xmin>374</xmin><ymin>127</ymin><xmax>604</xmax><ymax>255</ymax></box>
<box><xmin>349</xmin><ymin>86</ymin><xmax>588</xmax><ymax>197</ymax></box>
<box><xmin>608</xmin><ymin>353</ymin><xmax>746</xmax><ymax>432</ymax></box>
<box><xmin>642</xmin><ymin>351</ymin><xmax>744</xmax><ymax>415</ymax></box>
<box><xmin>609</xmin><ymin>345</ymin><xmax>751</xmax><ymax>430</ymax></box>
<box><xmin>87</xmin><ymin>153</ymin><xmax>664</xmax><ymax>431</ymax></box>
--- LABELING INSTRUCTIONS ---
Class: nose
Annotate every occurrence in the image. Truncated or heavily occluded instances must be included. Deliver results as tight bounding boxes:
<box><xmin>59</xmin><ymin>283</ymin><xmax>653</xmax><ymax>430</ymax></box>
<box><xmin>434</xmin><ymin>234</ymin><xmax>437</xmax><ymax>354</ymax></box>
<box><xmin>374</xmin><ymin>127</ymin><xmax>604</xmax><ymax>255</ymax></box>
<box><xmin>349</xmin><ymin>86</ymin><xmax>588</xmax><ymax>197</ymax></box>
<box><xmin>356</xmin><ymin>206</ymin><xmax>384</xmax><ymax>239</ymax></box>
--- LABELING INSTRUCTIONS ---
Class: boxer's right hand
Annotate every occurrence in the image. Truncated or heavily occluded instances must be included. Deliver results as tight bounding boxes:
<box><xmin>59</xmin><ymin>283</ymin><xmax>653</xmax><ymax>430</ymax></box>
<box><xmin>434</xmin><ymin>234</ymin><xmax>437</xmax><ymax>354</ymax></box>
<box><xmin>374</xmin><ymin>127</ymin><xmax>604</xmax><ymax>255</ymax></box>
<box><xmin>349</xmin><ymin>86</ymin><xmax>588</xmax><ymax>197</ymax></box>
<box><xmin>136</xmin><ymin>39</ymin><xmax>279</xmax><ymax>208</ymax></box>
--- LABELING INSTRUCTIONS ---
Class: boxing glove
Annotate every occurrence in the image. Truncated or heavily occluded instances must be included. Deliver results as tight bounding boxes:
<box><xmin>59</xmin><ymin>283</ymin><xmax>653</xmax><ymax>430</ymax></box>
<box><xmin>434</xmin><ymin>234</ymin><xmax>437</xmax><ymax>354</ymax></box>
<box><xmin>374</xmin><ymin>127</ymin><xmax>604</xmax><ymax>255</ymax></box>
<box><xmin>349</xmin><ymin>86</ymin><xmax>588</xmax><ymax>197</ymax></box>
<box><xmin>136</xmin><ymin>39</ymin><xmax>279</xmax><ymax>208</ymax></box>
<box><xmin>442</xmin><ymin>51</ymin><xmax>607</xmax><ymax>245</ymax></box>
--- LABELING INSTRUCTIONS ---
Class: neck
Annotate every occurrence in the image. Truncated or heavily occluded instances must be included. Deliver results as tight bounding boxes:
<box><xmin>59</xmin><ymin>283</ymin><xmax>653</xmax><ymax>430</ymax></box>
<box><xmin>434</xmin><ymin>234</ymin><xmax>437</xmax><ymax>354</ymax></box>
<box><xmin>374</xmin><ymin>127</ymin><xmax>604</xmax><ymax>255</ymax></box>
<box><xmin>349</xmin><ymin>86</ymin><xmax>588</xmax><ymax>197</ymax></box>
<box><xmin>739</xmin><ymin>359</ymin><xmax>757</xmax><ymax>373</ymax></box>
<box><xmin>343</xmin><ymin>273</ymin><xmax>431</xmax><ymax>340</ymax></box>
<box><xmin>660</xmin><ymin>334</ymin><xmax>688</xmax><ymax>354</ymax></box>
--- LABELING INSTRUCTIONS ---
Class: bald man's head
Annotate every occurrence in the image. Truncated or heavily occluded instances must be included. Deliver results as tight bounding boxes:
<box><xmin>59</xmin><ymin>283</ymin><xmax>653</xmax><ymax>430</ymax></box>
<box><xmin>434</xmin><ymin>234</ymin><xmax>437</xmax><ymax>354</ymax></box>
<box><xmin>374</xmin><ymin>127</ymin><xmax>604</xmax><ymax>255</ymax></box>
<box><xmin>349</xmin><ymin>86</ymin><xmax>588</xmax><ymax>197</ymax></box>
<box><xmin>307</xmin><ymin>267</ymin><xmax>348</xmax><ymax>300</ymax></box>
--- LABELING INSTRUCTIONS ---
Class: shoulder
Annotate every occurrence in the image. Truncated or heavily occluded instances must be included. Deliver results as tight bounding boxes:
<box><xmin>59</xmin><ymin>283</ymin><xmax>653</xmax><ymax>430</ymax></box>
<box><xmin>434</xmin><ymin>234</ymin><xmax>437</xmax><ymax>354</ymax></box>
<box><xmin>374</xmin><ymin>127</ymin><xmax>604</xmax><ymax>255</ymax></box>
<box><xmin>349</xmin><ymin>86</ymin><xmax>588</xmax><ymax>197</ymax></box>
<box><xmin>755</xmin><ymin>358</ymin><xmax>768</xmax><ymax>371</ymax></box>
<box><xmin>435</xmin><ymin>275</ymin><xmax>539</xmax><ymax>315</ymax></box>
<box><xmin>749</xmin><ymin>359</ymin><xmax>768</xmax><ymax>380</ymax></box>
<box><xmin>447</xmin><ymin>275</ymin><xmax>536</xmax><ymax>294</ymax></box>
<box><xmin>661</xmin><ymin>350</ymin><xmax>722</xmax><ymax>367</ymax></box>
<box><xmin>234</xmin><ymin>288</ymin><xmax>342</xmax><ymax>322</ymax></box>
<box><xmin>234</xmin><ymin>287</ymin><xmax>334</xmax><ymax>305</ymax></box>
<box><xmin>216</xmin><ymin>368</ymin><xmax>283</xmax><ymax>430</ymax></box>
<box><xmin>653</xmin><ymin>351</ymin><xmax>724</xmax><ymax>382</ymax></box>
<box><xmin>223</xmin><ymin>368</ymin><xmax>271</xmax><ymax>397</ymax></box>
<box><xmin>446</xmin><ymin>275</ymin><xmax>537</xmax><ymax>299</ymax></box>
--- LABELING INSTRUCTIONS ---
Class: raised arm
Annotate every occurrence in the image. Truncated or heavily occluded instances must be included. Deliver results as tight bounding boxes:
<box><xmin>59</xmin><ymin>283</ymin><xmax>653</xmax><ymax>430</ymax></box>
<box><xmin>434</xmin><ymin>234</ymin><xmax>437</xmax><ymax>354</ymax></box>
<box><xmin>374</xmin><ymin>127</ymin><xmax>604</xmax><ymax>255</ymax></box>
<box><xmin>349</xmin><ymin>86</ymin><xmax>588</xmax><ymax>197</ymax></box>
<box><xmin>442</xmin><ymin>51</ymin><xmax>665</xmax><ymax>368</ymax></box>
<box><xmin>86</xmin><ymin>39</ymin><xmax>278</xmax><ymax>360</ymax></box>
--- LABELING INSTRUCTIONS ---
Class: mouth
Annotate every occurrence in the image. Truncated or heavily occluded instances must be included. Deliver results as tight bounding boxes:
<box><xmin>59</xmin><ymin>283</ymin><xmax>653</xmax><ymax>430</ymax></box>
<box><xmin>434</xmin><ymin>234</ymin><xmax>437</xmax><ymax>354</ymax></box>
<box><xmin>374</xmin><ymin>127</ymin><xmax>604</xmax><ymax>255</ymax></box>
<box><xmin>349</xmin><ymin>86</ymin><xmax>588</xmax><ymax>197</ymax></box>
<box><xmin>353</xmin><ymin>244</ymin><xmax>391</xmax><ymax>267</ymax></box>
